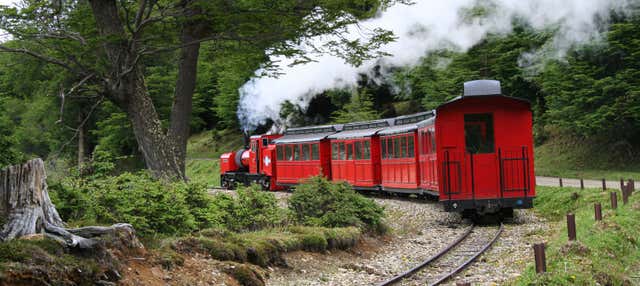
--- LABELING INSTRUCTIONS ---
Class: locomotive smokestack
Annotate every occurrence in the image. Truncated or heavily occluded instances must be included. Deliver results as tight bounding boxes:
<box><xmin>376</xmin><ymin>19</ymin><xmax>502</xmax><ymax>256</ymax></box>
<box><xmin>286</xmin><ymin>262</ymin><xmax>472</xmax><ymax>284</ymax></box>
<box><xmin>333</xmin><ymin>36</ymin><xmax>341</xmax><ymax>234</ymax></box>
<box><xmin>243</xmin><ymin>129</ymin><xmax>250</xmax><ymax>150</ymax></box>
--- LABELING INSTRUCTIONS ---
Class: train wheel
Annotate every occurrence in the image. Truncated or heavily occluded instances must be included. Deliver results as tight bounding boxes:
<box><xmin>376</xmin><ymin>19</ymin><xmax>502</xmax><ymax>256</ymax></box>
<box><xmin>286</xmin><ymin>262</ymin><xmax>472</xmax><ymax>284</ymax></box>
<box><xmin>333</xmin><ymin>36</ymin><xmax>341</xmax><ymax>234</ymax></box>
<box><xmin>261</xmin><ymin>178</ymin><xmax>271</xmax><ymax>190</ymax></box>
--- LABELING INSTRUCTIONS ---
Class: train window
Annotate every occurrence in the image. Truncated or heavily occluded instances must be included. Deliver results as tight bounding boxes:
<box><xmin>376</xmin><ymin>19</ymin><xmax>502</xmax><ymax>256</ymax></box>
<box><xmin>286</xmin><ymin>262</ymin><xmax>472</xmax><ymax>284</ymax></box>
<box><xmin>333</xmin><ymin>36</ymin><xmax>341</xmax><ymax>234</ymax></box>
<box><xmin>408</xmin><ymin>136</ymin><xmax>414</xmax><ymax>157</ymax></box>
<box><xmin>339</xmin><ymin>142</ymin><xmax>346</xmax><ymax>160</ymax></box>
<box><xmin>293</xmin><ymin>145</ymin><xmax>300</xmax><ymax>160</ymax></box>
<box><xmin>277</xmin><ymin>145</ymin><xmax>284</xmax><ymax>160</ymax></box>
<box><xmin>302</xmin><ymin>144</ymin><xmax>310</xmax><ymax>161</ymax></box>
<box><xmin>364</xmin><ymin>141</ymin><xmax>371</xmax><ymax>159</ymax></box>
<box><xmin>332</xmin><ymin>143</ymin><xmax>338</xmax><ymax>160</ymax></box>
<box><xmin>285</xmin><ymin>145</ymin><xmax>292</xmax><ymax>161</ymax></box>
<box><xmin>262</xmin><ymin>138</ymin><xmax>269</xmax><ymax>147</ymax></box>
<box><xmin>394</xmin><ymin>137</ymin><xmax>400</xmax><ymax>159</ymax></box>
<box><xmin>465</xmin><ymin>113</ymin><xmax>494</xmax><ymax>154</ymax></box>
<box><xmin>347</xmin><ymin>144</ymin><xmax>353</xmax><ymax>160</ymax></box>
<box><xmin>387</xmin><ymin>138</ymin><xmax>393</xmax><ymax>159</ymax></box>
<box><xmin>355</xmin><ymin>141</ymin><xmax>362</xmax><ymax>160</ymax></box>
<box><xmin>381</xmin><ymin>138</ymin><xmax>387</xmax><ymax>159</ymax></box>
<box><xmin>400</xmin><ymin>137</ymin><xmax>407</xmax><ymax>158</ymax></box>
<box><xmin>312</xmin><ymin>144</ymin><xmax>319</xmax><ymax>160</ymax></box>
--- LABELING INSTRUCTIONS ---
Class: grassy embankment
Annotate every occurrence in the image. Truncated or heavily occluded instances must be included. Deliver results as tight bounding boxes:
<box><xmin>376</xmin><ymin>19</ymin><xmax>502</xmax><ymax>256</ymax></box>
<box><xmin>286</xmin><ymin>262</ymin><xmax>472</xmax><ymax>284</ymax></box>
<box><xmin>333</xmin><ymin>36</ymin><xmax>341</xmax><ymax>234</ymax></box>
<box><xmin>514</xmin><ymin>185</ymin><xmax>640</xmax><ymax>285</ymax></box>
<box><xmin>535</xmin><ymin>135</ymin><xmax>640</xmax><ymax>180</ymax></box>
<box><xmin>186</xmin><ymin>129</ymin><xmax>243</xmax><ymax>187</ymax></box>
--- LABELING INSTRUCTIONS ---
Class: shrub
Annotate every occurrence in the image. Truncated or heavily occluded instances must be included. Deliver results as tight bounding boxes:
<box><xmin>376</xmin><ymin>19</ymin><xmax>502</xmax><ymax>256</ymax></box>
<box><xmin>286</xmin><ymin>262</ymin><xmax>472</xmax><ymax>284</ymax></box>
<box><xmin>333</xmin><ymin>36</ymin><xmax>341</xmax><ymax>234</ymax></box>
<box><xmin>288</xmin><ymin>176</ymin><xmax>385</xmax><ymax>232</ymax></box>
<box><xmin>50</xmin><ymin>172</ymin><xmax>213</xmax><ymax>236</ymax></box>
<box><xmin>50</xmin><ymin>173</ymin><xmax>287</xmax><ymax>236</ymax></box>
<box><xmin>209</xmin><ymin>185</ymin><xmax>288</xmax><ymax>232</ymax></box>
<box><xmin>233</xmin><ymin>185</ymin><xmax>288</xmax><ymax>231</ymax></box>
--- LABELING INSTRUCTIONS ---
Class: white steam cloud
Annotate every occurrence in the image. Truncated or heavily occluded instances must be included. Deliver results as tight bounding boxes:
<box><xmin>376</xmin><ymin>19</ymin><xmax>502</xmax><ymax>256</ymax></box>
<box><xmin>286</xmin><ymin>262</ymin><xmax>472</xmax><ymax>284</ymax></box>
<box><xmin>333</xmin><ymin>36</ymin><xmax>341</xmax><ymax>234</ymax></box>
<box><xmin>238</xmin><ymin>0</ymin><xmax>636</xmax><ymax>130</ymax></box>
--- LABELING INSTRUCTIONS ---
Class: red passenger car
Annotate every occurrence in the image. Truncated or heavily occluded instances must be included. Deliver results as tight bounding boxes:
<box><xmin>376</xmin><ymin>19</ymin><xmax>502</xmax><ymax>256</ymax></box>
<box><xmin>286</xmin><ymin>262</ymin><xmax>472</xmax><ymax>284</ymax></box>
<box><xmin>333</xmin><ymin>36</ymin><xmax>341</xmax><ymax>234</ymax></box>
<box><xmin>328</xmin><ymin>119</ymin><xmax>390</xmax><ymax>189</ymax></box>
<box><xmin>272</xmin><ymin>124</ymin><xmax>339</xmax><ymax>186</ymax></box>
<box><xmin>379</xmin><ymin>112</ymin><xmax>434</xmax><ymax>194</ymax></box>
<box><xmin>433</xmin><ymin>80</ymin><xmax>535</xmax><ymax>214</ymax></box>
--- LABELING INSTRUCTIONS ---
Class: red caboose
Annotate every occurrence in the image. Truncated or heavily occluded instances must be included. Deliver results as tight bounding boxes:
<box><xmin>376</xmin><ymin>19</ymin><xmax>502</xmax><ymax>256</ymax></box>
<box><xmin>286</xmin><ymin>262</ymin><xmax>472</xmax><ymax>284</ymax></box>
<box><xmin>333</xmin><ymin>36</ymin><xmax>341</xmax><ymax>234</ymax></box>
<box><xmin>433</xmin><ymin>80</ymin><xmax>535</xmax><ymax>214</ymax></box>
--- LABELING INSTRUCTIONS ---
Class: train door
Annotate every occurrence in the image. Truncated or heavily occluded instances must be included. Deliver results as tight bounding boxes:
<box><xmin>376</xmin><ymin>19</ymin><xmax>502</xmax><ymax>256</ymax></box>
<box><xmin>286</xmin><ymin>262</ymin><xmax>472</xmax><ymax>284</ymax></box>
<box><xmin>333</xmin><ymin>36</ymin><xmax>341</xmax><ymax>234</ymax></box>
<box><xmin>464</xmin><ymin>113</ymin><xmax>498</xmax><ymax>199</ymax></box>
<box><xmin>249</xmin><ymin>138</ymin><xmax>259</xmax><ymax>174</ymax></box>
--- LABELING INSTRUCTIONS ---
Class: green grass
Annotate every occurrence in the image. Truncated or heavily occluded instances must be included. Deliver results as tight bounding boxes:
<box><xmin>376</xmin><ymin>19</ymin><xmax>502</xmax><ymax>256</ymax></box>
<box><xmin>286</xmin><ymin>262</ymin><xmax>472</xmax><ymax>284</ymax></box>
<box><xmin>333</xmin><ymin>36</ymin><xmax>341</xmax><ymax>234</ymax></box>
<box><xmin>186</xmin><ymin>159</ymin><xmax>220</xmax><ymax>187</ymax></box>
<box><xmin>513</xmin><ymin>186</ymin><xmax>640</xmax><ymax>285</ymax></box>
<box><xmin>186</xmin><ymin>129</ymin><xmax>243</xmax><ymax>159</ymax></box>
<box><xmin>535</xmin><ymin>135</ymin><xmax>640</xmax><ymax>180</ymax></box>
<box><xmin>186</xmin><ymin>129</ymin><xmax>243</xmax><ymax>187</ymax></box>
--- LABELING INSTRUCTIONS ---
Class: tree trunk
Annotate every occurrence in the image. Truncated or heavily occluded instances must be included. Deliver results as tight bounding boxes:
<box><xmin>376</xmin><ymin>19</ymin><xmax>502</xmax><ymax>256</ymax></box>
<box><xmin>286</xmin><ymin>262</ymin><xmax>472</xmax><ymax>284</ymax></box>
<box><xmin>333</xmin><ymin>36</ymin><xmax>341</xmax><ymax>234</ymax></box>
<box><xmin>88</xmin><ymin>0</ymin><xmax>197</xmax><ymax>181</ymax></box>
<box><xmin>0</xmin><ymin>159</ymin><xmax>141</xmax><ymax>249</ymax></box>
<box><xmin>78</xmin><ymin>112</ymin><xmax>86</xmax><ymax>168</ymax></box>
<box><xmin>168</xmin><ymin>23</ymin><xmax>202</xmax><ymax>173</ymax></box>
<box><xmin>124</xmin><ymin>71</ymin><xmax>186</xmax><ymax>180</ymax></box>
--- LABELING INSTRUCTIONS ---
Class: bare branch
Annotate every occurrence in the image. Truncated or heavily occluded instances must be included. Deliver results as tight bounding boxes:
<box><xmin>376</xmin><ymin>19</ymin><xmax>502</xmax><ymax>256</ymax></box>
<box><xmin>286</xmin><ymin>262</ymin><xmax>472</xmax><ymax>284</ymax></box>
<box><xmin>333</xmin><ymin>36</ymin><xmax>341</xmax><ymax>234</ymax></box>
<box><xmin>0</xmin><ymin>45</ymin><xmax>83</xmax><ymax>74</ymax></box>
<box><xmin>49</xmin><ymin>96</ymin><xmax>105</xmax><ymax>160</ymax></box>
<box><xmin>56</xmin><ymin>73</ymin><xmax>95</xmax><ymax>124</ymax></box>
<box><xmin>134</xmin><ymin>0</ymin><xmax>148</xmax><ymax>29</ymax></box>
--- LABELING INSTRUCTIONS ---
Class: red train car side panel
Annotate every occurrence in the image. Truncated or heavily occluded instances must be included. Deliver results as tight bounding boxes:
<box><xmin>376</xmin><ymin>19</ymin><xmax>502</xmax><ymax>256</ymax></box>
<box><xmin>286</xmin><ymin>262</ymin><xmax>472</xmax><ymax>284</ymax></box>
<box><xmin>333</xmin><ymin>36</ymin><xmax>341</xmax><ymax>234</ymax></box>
<box><xmin>380</xmin><ymin>131</ymin><xmax>420</xmax><ymax>191</ymax></box>
<box><xmin>273</xmin><ymin>125</ymin><xmax>339</xmax><ymax>186</ymax></box>
<box><xmin>417</xmin><ymin>120</ymin><xmax>438</xmax><ymax>194</ymax></box>
<box><xmin>329</xmin><ymin>138</ymin><xmax>379</xmax><ymax>188</ymax></box>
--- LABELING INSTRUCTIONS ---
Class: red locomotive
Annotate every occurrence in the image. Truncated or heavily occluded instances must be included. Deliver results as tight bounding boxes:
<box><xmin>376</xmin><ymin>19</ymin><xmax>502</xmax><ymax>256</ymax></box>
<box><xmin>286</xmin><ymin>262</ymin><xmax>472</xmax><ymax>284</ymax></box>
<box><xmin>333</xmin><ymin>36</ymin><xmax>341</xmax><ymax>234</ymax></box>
<box><xmin>220</xmin><ymin>80</ymin><xmax>535</xmax><ymax>214</ymax></box>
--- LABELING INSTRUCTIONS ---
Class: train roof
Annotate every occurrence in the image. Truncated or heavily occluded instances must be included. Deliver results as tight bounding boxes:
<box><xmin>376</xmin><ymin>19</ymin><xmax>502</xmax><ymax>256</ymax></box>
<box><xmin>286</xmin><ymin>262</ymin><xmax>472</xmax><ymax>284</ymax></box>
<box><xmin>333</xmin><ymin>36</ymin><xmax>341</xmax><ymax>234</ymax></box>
<box><xmin>377</xmin><ymin>111</ymin><xmax>435</xmax><ymax>136</ymax></box>
<box><xmin>327</xmin><ymin>119</ymin><xmax>391</xmax><ymax>139</ymax></box>
<box><xmin>273</xmin><ymin>123</ymin><xmax>342</xmax><ymax>144</ymax></box>
<box><xmin>416</xmin><ymin>115</ymin><xmax>436</xmax><ymax>128</ymax></box>
<box><xmin>437</xmin><ymin>80</ymin><xmax>530</xmax><ymax>110</ymax></box>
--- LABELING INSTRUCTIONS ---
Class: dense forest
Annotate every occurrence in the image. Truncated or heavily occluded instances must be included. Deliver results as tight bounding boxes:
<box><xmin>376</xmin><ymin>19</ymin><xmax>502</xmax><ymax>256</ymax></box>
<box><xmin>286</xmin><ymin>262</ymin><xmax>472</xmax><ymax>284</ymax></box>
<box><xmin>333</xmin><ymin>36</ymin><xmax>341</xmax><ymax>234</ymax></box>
<box><xmin>0</xmin><ymin>1</ymin><xmax>638</xmax><ymax>174</ymax></box>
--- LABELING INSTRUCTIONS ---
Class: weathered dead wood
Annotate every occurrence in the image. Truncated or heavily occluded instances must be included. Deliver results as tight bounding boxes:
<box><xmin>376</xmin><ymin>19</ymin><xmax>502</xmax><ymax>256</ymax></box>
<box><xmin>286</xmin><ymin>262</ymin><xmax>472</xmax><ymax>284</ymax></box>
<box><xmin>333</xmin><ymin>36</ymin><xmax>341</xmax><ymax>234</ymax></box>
<box><xmin>0</xmin><ymin>158</ymin><xmax>141</xmax><ymax>249</ymax></box>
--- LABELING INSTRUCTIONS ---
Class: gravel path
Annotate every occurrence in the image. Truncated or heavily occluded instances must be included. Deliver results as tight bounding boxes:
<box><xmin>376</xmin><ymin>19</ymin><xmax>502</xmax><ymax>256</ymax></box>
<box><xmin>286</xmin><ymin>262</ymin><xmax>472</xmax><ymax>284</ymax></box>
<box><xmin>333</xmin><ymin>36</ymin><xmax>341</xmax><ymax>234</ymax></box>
<box><xmin>264</xmin><ymin>198</ymin><xmax>548</xmax><ymax>286</ymax></box>
<box><xmin>536</xmin><ymin>176</ymin><xmax>623</xmax><ymax>190</ymax></box>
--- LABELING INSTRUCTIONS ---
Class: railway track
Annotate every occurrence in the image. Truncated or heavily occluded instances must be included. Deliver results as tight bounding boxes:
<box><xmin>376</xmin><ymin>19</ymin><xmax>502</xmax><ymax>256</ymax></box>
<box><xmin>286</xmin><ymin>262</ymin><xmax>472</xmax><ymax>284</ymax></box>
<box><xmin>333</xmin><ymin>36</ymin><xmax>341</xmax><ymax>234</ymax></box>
<box><xmin>377</xmin><ymin>223</ymin><xmax>503</xmax><ymax>286</ymax></box>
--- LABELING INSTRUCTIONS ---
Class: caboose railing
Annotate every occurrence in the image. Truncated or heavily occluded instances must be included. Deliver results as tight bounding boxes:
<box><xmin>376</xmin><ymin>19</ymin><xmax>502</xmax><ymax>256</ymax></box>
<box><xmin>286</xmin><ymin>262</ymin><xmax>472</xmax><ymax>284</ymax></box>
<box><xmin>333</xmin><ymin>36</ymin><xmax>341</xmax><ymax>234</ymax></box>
<box><xmin>498</xmin><ymin>146</ymin><xmax>530</xmax><ymax>198</ymax></box>
<box><xmin>442</xmin><ymin>150</ymin><xmax>462</xmax><ymax>200</ymax></box>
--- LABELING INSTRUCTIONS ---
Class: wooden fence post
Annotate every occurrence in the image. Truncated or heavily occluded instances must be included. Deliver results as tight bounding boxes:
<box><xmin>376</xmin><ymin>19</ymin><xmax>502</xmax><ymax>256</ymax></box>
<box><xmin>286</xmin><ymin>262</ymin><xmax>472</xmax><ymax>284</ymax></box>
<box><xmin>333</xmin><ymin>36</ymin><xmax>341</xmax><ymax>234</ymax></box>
<box><xmin>533</xmin><ymin>243</ymin><xmax>547</xmax><ymax>273</ymax></box>
<box><xmin>594</xmin><ymin>203</ymin><xmax>602</xmax><ymax>221</ymax></box>
<box><xmin>567</xmin><ymin>213</ymin><xmax>576</xmax><ymax>241</ymax></box>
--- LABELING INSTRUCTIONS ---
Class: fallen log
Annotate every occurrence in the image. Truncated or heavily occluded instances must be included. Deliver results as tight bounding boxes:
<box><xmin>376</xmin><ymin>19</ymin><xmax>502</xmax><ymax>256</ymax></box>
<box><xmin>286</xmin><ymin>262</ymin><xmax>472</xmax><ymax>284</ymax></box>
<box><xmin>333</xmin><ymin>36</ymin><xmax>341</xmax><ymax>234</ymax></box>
<box><xmin>0</xmin><ymin>158</ymin><xmax>141</xmax><ymax>249</ymax></box>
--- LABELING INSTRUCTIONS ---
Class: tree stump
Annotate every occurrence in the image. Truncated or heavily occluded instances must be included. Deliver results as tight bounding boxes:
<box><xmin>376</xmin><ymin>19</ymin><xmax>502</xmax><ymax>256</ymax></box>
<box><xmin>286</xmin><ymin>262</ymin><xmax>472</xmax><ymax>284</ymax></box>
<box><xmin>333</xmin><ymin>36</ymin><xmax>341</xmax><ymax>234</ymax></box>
<box><xmin>0</xmin><ymin>158</ymin><xmax>141</xmax><ymax>249</ymax></box>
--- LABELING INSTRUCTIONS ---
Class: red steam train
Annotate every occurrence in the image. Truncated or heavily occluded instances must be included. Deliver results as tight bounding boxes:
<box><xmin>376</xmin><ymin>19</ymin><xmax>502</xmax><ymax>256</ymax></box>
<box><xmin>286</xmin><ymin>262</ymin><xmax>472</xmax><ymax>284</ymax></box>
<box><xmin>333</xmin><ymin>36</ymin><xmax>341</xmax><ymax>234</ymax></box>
<box><xmin>220</xmin><ymin>80</ymin><xmax>535</xmax><ymax>214</ymax></box>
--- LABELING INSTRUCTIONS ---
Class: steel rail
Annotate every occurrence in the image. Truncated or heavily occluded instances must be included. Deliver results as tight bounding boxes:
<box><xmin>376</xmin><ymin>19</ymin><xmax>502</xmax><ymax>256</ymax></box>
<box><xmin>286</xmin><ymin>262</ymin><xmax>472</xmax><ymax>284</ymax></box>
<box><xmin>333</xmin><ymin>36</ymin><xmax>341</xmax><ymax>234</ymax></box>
<box><xmin>375</xmin><ymin>225</ymin><xmax>475</xmax><ymax>286</ymax></box>
<box><xmin>427</xmin><ymin>223</ymin><xmax>504</xmax><ymax>286</ymax></box>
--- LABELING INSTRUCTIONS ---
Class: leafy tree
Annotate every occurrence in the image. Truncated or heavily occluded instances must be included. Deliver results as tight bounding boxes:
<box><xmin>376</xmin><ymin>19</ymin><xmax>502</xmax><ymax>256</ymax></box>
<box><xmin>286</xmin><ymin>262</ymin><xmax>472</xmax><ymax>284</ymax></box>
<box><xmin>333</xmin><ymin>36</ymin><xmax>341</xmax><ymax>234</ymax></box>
<box><xmin>0</xmin><ymin>0</ymin><xmax>400</xmax><ymax>180</ymax></box>
<box><xmin>0</xmin><ymin>98</ymin><xmax>21</xmax><ymax>167</ymax></box>
<box><xmin>331</xmin><ymin>88</ymin><xmax>379</xmax><ymax>123</ymax></box>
